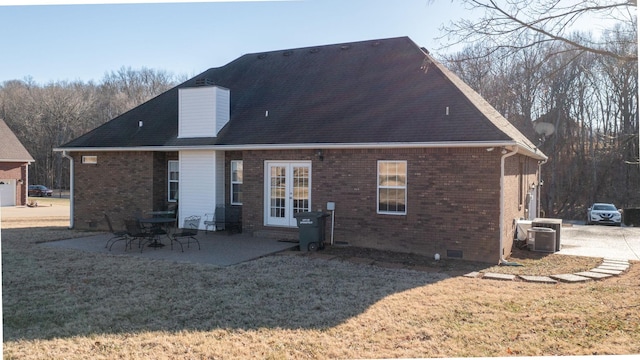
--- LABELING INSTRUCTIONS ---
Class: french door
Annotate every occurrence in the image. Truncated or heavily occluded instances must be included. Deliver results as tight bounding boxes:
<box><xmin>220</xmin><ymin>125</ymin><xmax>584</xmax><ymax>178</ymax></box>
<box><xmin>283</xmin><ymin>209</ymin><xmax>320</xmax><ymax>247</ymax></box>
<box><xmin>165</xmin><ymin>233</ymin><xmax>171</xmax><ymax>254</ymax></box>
<box><xmin>265</xmin><ymin>161</ymin><xmax>311</xmax><ymax>227</ymax></box>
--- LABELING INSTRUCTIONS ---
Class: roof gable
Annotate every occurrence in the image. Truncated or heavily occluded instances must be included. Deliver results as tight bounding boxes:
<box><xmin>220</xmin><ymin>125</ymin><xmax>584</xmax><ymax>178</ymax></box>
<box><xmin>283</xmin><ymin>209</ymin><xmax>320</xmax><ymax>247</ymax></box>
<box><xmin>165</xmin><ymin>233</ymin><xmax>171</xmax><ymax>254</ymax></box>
<box><xmin>59</xmin><ymin>37</ymin><xmax>542</xmax><ymax>158</ymax></box>
<box><xmin>0</xmin><ymin>119</ymin><xmax>34</xmax><ymax>163</ymax></box>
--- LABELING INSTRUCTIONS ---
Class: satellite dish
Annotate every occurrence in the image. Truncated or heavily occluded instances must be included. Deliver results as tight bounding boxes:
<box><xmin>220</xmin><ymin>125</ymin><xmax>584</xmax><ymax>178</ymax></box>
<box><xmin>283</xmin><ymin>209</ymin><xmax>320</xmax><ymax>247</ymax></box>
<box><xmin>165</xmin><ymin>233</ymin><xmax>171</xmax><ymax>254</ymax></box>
<box><xmin>534</xmin><ymin>122</ymin><xmax>555</xmax><ymax>138</ymax></box>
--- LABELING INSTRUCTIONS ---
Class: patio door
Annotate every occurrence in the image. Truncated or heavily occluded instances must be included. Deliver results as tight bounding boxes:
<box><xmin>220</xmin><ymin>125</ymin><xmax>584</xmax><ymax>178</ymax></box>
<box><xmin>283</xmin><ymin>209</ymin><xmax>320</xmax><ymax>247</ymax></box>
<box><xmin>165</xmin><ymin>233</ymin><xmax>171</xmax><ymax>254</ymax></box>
<box><xmin>265</xmin><ymin>162</ymin><xmax>311</xmax><ymax>227</ymax></box>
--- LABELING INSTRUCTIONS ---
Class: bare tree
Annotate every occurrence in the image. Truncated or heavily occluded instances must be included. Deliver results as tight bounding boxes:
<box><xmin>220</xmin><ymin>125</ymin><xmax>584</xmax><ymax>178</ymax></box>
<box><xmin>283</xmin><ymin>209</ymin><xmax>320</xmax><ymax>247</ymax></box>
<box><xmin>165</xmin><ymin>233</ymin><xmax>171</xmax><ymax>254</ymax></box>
<box><xmin>0</xmin><ymin>67</ymin><xmax>183</xmax><ymax>190</ymax></box>
<box><xmin>440</xmin><ymin>0</ymin><xmax>637</xmax><ymax>62</ymax></box>
<box><xmin>443</xmin><ymin>24</ymin><xmax>638</xmax><ymax>218</ymax></box>
<box><xmin>96</xmin><ymin>66</ymin><xmax>178</xmax><ymax>121</ymax></box>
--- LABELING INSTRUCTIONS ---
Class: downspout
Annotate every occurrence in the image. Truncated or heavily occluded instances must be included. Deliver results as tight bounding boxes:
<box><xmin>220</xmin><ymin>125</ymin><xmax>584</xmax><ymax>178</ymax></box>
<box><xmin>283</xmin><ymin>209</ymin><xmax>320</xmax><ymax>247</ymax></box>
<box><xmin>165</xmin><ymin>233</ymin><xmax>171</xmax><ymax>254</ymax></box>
<box><xmin>499</xmin><ymin>147</ymin><xmax>520</xmax><ymax>266</ymax></box>
<box><xmin>62</xmin><ymin>151</ymin><xmax>74</xmax><ymax>229</ymax></box>
<box><xmin>537</xmin><ymin>158</ymin><xmax>548</xmax><ymax>218</ymax></box>
<box><xmin>24</xmin><ymin>163</ymin><xmax>29</xmax><ymax>206</ymax></box>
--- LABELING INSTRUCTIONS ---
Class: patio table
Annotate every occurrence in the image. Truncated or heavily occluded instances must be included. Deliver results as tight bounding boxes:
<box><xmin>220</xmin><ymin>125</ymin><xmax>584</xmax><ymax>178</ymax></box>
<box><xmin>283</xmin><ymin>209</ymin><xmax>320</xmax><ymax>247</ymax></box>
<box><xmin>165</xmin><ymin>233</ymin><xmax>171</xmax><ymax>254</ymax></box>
<box><xmin>138</xmin><ymin>217</ymin><xmax>176</xmax><ymax>248</ymax></box>
<box><xmin>147</xmin><ymin>210</ymin><xmax>175</xmax><ymax>218</ymax></box>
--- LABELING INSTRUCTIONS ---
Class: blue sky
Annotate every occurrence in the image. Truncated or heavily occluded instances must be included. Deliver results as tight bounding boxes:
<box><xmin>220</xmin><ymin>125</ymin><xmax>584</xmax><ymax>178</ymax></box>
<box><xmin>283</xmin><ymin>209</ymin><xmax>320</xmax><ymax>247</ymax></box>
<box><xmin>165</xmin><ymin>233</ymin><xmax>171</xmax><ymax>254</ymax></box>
<box><xmin>0</xmin><ymin>0</ymin><xmax>476</xmax><ymax>84</ymax></box>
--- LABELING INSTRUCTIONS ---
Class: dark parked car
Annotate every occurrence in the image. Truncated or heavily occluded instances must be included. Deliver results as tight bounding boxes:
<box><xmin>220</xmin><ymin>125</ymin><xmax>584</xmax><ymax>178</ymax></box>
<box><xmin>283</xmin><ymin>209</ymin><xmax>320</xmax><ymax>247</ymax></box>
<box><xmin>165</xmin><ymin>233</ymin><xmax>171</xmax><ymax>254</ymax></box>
<box><xmin>28</xmin><ymin>185</ymin><xmax>53</xmax><ymax>197</ymax></box>
<box><xmin>587</xmin><ymin>203</ymin><xmax>622</xmax><ymax>226</ymax></box>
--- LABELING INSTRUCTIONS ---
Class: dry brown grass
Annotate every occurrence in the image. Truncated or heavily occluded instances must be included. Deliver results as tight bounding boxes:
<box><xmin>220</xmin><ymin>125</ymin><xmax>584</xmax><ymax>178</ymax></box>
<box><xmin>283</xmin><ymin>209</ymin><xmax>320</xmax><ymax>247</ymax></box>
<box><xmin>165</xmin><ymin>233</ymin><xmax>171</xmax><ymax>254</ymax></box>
<box><xmin>321</xmin><ymin>245</ymin><xmax>602</xmax><ymax>276</ymax></box>
<box><xmin>2</xmin><ymin>217</ymin><xmax>639</xmax><ymax>359</ymax></box>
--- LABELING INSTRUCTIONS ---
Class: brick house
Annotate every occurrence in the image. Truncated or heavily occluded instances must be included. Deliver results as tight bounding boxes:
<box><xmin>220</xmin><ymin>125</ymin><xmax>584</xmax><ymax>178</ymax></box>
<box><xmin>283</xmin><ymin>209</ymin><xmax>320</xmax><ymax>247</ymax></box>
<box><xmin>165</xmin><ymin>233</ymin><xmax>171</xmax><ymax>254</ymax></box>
<box><xmin>56</xmin><ymin>37</ymin><xmax>547</xmax><ymax>263</ymax></box>
<box><xmin>0</xmin><ymin>119</ymin><xmax>34</xmax><ymax>206</ymax></box>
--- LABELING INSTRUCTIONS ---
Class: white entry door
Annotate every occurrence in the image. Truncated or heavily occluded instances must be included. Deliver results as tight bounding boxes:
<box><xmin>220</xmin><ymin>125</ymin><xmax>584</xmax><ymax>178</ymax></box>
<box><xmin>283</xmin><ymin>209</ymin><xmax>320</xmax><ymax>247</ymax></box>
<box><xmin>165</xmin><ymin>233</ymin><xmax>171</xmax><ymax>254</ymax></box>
<box><xmin>265</xmin><ymin>162</ymin><xmax>311</xmax><ymax>227</ymax></box>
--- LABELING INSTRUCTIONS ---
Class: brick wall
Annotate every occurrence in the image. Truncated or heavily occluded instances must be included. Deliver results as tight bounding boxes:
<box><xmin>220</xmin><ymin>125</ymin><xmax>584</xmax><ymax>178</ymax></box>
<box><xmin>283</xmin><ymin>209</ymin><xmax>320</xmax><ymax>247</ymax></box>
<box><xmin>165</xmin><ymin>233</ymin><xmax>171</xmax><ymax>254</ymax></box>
<box><xmin>21</xmin><ymin>163</ymin><xmax>28</xmax><ymax>205</ymax></box>
<box><xmin>152</xmin><ymin>152</ymin><xmax>178</xmax><ymax>210</ymax></box>
<box><xmin>239</xmin><ymin>147</ymin><xmax>535</xmax><ymax>263</ymax></box>
<box><xmin>69</xmin><ymin>148</ymin><xmax>540</xmax><ymax>262</ymax></box>
<box><xmin>504</xmin><ymin>155</ymin><xmax>540</xmax><ymax>256</ymax></box>
<box><xmin>73</xmin><ymin>151</ymin><xmax>155</xmax><ymax>231</ymax></box>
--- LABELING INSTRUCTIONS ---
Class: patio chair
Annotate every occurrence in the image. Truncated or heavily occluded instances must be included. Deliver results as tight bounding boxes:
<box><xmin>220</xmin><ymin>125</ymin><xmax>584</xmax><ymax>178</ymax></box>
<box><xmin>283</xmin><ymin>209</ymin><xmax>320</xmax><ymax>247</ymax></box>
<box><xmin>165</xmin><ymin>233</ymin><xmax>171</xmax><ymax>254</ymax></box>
<box><xmin>166</xmin><ymin>202</ymin><xmax>177</xmax><ymax>216</ymax></box>
<box><xmin>104</xmin><ymin>213</ymin><xmax>129</xmax><ymax>251</ymax></box>
<box><xmin>214</xmin><ymin>205</ymin><xmax>226</xmax><ymax>231</ymax></box>
<box><xmin>225</xmin><ymin>207</ymin><xmax>242</xmax><ymax>234</ymax></box>
<box><xmin>124</xmin><ymin>218</ymin><xmax>153</xmax><ymax>252</ymax></box>
<box><xmin>171</xmin><ymin>215</ymin><xmax>201</xmax><ymax>252</ymax></box>
<box><xmin>203</xmin><ymin>212</ymin><xmax>216</xmax><ymax>233</ymax></box>
<box><xmin>162</xmin><ymin>203</ymin><xmax>178</xmax><ymax>226</ymax></box>
<box><xmin>214</xmin><ymin>205</ymin><xmax>242</xmax><ymax>234</ymax></box>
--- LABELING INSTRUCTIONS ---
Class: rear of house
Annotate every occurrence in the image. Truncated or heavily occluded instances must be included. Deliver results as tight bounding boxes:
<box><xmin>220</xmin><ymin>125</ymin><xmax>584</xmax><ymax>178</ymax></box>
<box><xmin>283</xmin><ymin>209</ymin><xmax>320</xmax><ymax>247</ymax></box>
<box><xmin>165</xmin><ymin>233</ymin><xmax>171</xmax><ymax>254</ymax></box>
<box><xmin>56</xmin><ymin>37</ymin><xmax>546</xmax><ymax>263</ymax></box>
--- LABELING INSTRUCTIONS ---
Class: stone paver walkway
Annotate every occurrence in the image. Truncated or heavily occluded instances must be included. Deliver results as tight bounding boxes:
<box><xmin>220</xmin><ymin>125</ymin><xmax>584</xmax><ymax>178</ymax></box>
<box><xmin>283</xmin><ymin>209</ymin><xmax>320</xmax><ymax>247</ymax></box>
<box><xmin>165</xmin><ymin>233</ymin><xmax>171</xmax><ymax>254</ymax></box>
<box><xmin>302</xmin><ymin>252</ymin><xmax>632</xmax><ymax>285</ymax></box>
<box><xmin>463</xmin><ymin>258</ymin><xmax>631</xmax><ymax>284</ymax></box>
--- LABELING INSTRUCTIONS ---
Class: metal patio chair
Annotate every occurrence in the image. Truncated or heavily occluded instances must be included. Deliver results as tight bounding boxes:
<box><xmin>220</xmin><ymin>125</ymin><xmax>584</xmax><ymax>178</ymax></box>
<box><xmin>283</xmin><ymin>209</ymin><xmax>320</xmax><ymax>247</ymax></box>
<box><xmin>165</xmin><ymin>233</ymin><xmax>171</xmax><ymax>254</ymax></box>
<box><xmin>214</xmin><ymin>205</ymin><xmax>242</xmax><ymax>234</ymax></box>
<box><xmin>124</xmin><ymin>218</ymin><xmax>154</xmax><ymax>252</ymax></box>
<box><xmin>104</xmin><ymin>213</ymin><xmax>129</xmax><ymax>251</ymax></box>
<box><xmin>203</xmin><ymin>212</ymin><xmax>216</xmax><ymax>233</ymax></box>
<box><xmin>171</xmin><ymin>215</ymin><xmax>201</xmax><ymax>252</ymax></box>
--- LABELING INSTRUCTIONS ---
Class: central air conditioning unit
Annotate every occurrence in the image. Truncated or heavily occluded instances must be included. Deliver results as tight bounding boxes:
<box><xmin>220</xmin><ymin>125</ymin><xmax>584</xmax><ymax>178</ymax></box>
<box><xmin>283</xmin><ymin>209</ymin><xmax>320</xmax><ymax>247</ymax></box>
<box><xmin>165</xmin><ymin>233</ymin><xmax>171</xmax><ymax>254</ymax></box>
<box><xmin>532</xmin><ymin>218</ymin><xmax>562</xmax><ymax>251</ymax></box>
<box><xmin>527</xmin><ymin>227</ymin><xmax>556</xmax><ymax>252</ymax></box>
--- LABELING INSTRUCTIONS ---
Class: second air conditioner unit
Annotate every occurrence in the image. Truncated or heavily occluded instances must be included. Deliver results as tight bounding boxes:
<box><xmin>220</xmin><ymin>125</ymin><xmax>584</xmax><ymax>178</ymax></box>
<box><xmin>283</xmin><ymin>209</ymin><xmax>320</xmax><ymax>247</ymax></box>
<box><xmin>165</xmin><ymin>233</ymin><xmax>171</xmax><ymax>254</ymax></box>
<box><xmin>527</xmin><ymin>227</ymin><xmax>556</xmax><ymax>253</ymax></box>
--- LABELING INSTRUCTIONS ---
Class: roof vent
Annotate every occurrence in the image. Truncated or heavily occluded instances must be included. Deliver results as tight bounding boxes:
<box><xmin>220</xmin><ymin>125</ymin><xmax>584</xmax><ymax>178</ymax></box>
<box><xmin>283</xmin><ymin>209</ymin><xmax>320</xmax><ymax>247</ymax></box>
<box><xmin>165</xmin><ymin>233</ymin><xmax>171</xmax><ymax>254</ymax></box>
<box><xmin>195</xmin><ymin>78</ymin><xmax>214</xmax><ymax>87</ymax></box>
<box><xmin>257</xmin><ymin>53</ymin><xmax>268</xmax><ymax>59</ymax></box>
<box><xmin>340</xmin><ymin>45</ymin><xmax>351</xmax><ymax>50</ymax></box>
<box><xmin>283</xmin><ymin>50</ymin><xmax>293</xmax><ymax>56</ymax></box>
<box><xmin>371</xmin><ymin>41</ymin><xmax>381</xmax><ymax>47</ymax></box>
<box><xmin>309</xmin><ymin>48</ymin><xmax>320</xmax><ymax>54</ymax></box>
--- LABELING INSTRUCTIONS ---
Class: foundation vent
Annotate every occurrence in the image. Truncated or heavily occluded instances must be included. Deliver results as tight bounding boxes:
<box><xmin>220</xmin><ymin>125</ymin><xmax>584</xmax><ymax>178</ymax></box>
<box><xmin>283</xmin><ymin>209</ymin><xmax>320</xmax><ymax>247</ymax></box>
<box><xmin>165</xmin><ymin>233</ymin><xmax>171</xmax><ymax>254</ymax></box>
<box><xmin>447</xmin><ymin>249</ymin><xmax>463</xmax><ymax>258</ymax></box>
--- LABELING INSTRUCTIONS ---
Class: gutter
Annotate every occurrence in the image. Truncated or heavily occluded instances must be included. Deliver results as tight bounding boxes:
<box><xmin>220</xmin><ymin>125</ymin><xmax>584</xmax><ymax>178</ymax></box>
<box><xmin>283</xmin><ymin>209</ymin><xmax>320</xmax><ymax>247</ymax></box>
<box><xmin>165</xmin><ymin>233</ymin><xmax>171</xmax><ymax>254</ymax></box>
<box><xmin>54</xmin><ymin>140</ymin><xmax>548</xmax><ymax>160</ymax></box>
<box><xmin>62</xmin><ymin>151</ymin><xmax>74</xmax><ymax>229</ymax></box>
<box><xmin>499</xmin><ymin>146</ymin><xmax>519</xmax><ymax>266</ymax></box>
<box><xmin>537</xmin><ymin>158</ymin><xmax>548</xmax><ymax>218</ymax></box>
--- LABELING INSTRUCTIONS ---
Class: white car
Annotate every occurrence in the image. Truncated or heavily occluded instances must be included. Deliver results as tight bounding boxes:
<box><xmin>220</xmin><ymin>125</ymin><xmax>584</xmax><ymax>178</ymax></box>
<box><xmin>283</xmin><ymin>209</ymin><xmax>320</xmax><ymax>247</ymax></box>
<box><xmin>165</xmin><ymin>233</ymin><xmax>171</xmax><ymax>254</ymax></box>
<box><xmin>587</xmin><ymin>203</ymin><xmax>622</xmax><ymax>226</ymax></box>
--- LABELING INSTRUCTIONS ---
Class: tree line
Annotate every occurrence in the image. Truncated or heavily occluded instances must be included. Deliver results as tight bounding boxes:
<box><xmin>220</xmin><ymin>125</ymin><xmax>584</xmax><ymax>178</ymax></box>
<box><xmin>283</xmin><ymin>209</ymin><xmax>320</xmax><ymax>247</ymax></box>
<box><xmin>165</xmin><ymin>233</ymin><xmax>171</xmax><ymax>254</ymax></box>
<box><xmin>0</xmin><ymin>67</ymin><xmax>184</xmax><ymax>192</ymax></box>
<box><xmin>443</xmin><ymin>19</ymin><xmax>638</xmax><ymax>218</ymax></box>
<box><xmin>1</xmin><ymin>14</ymin><xmax>637</xmax><ymax>220</ymax></box>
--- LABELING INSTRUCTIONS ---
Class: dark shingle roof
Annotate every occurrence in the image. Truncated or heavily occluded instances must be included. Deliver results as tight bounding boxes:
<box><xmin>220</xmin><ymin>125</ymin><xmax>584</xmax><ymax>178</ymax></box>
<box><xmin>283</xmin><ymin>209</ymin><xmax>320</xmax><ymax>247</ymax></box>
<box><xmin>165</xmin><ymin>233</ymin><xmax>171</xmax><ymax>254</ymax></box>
<box><xmin>59</xmin><ymin>37</ymin><xmax>540</xmax><ymax>155</ymax></box>
<box><xmin>0</xmin><ymin>119</ymin><xmax>34</xmax><ymax>162</ymax></box>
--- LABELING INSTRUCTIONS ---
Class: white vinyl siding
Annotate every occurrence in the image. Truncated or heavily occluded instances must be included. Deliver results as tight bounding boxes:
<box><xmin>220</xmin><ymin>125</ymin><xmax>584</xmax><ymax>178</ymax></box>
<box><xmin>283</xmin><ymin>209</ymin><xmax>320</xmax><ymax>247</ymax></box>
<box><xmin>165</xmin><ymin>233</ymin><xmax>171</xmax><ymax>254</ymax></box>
<box><xmin>178</xmin><ymin>86</ymin><xmax>230</xmax><ymax>138</ymax></box>
<box><xmin>214</xmin><ymin>89</ymin><xmax>230</xmax><ymax>135</ymax></box>
<box><xmin>178</xmin><ymin>150</ymin><xmax>224</xmax><ymax>229</ymax></box>
<box><xmin>215</xmin><ymin>152</ymin><xmax>225</xmax><ymax>207</ymax></box>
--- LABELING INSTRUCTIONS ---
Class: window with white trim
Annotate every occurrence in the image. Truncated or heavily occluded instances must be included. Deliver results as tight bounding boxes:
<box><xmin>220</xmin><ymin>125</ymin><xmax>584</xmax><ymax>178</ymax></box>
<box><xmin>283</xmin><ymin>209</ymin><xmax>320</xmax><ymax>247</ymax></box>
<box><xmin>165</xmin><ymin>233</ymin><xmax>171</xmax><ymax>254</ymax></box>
<box><xmin>377</xmin><ymin>160</ymin><xmax>407</xmax><ymax>215</ymax></box>
<box><xmin>231</xmin><ymin>160</ymin><xmax>243</xmax><ymax>205</ymax></box>
<box><xmin>168</xmin><ymin>160</ymin><xmax>179</xmax><ymax>202</ymax></box>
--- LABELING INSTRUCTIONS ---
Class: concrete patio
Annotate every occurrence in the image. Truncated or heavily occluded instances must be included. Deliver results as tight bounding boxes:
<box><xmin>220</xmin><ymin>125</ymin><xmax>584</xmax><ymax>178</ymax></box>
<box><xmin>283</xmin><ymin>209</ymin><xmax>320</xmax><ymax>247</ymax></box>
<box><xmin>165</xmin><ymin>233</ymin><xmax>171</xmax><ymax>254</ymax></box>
<box><xmin>40</xmin><ymin>230</ymin><xmax>298</xmax><ymax>267</ymax></box>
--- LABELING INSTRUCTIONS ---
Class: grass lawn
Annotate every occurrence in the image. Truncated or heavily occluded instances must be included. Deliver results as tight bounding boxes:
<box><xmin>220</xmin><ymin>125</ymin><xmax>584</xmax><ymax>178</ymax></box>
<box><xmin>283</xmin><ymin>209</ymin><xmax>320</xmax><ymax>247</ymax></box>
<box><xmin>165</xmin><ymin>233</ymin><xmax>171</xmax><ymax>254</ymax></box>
<box><xmin>2</xmin><ymin>217</ymin><xmax>639</xmax><ymax>359</ymax></box>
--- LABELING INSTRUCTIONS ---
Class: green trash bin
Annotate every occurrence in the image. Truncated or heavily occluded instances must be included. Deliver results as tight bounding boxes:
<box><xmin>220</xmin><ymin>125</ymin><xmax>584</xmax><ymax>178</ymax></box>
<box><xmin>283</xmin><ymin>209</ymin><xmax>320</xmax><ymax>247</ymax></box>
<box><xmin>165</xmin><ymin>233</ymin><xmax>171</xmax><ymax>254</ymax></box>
<box><xmin>294</xmin><ymin>211</ymin><xmax>329</xmax><ymax>252</ymax></box>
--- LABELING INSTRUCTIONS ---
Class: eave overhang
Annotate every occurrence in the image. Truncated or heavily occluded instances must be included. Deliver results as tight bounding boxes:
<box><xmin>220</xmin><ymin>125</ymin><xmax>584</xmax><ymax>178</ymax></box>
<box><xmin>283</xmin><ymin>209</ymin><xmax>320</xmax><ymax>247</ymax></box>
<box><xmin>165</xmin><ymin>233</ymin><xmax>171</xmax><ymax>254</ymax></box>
<box><xmin>0</xmin><ymin>158</ymin><xmax>34</xmax><ymax>163</ymax></box>
<box><xmin>54</xmin><ymin>141</ymin><xmax>548</xmax><ymax>161</ymax></box>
